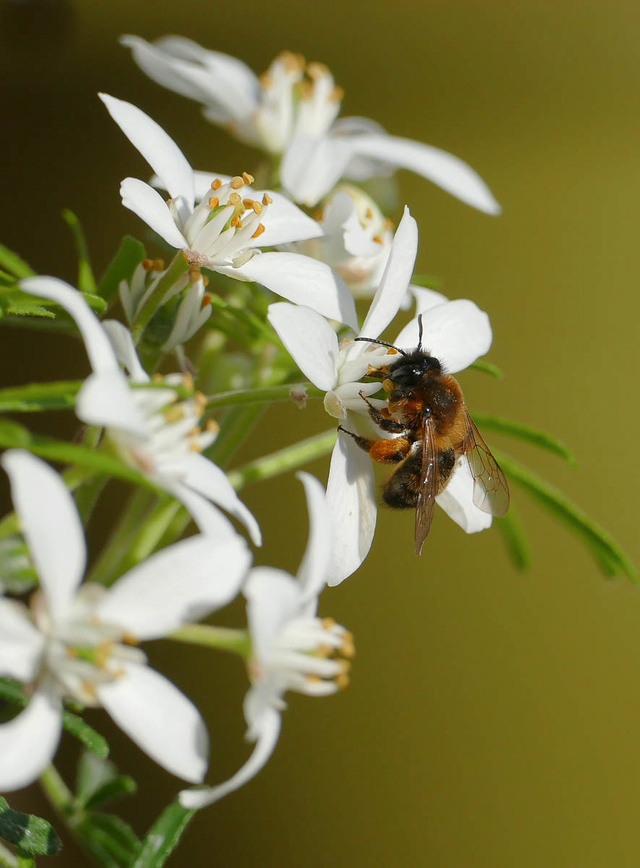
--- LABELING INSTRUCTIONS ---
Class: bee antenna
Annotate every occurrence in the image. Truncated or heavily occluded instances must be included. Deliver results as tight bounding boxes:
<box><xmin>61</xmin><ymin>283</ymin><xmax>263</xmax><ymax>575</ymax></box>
<box><xmin>353</xmin><ymin>336</ymin><xmax>409</xmax><ymax>356</ymax></box>
<box><xmin>417</xmin><ymin>314</ymin><xmax>424</xmax><ymax>352</ymax></box>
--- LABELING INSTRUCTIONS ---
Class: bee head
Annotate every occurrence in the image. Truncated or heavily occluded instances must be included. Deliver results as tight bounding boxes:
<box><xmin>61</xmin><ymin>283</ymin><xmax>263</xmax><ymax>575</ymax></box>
<box><xmin>387</xmin><ymin>350</ymin><xmax>442</xmax><ymax>385</ymax></box>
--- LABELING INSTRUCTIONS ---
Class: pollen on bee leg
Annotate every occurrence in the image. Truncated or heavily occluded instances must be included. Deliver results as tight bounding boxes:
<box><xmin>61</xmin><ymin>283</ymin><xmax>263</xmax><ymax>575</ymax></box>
<box><xmin>382</xmin><ymin>378</ymin><xmax>395</xmax><ymax>392</ymax></box>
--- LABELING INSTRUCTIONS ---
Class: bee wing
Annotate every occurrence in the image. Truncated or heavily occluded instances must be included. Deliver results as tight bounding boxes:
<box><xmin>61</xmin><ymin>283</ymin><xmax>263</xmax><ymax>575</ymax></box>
<box><xmin>462</xmin><ymin>411</ymin><xmax>510</xmax><ymax>516</ymax></box>
<box><xmin>414</xmin><ymin>415</ymin><xmax>439</xmax><ymax>555</ymax></box>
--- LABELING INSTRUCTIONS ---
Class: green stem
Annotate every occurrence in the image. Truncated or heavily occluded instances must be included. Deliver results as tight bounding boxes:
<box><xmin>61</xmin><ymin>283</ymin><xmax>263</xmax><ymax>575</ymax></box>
<box><xmin>39</xmin><ymin>766</ymin><xmax>73</xmax><ymax>818</ymax></box>
<box><xmin>131</xmin><ymin>253</ymin><xmax>188</xmax><ymax>344</ymax></box>
<box><xmin>88</xmin><ymin>488</ymin><xmax>158</xmax><ymax>586</ymax></box>
<box><xmin>208</xmin><ymin>404</ymin><xmax>266</xmax><ymax>468</ymax></box>
<box><xmin>170</xmin><ymin>624</ymin><xmax>251</xmax><ymax>658</ymax></box>
<box><xmin>206</xmin><ymin>383</ymin><xmax>323</xmax><ymax>409</ymax></box>
<box><xmin>227</xmin><ymin>428</ymin><xmax>337</xmax><ymax>490</ymax></box>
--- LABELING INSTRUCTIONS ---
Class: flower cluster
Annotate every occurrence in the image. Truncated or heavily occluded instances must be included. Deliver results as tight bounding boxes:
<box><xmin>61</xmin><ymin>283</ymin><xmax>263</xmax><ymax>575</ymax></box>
<box><xmin>0</xmin><ymin>34</ymin><xmax>506</xmax><ymax>847</ymax></box>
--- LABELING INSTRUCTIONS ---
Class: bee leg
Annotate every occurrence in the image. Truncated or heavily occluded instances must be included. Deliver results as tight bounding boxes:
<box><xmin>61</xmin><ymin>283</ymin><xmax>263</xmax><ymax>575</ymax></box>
<box><xmin>358</xmin><ymin>391</ymin><xmax>406</xmax><ymax>433</ymax></box>
<box><xmin>338</xmin><ymin>427</ymin><xmax>412</xmax><ymax>465</ymax></box>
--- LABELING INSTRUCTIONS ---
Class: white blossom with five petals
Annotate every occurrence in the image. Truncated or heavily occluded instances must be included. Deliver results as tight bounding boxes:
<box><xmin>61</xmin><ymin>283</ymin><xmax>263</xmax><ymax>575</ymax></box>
<box><xmin>0</xmin><ymin>450</ymin><xmax>252</xmax><ymax>791</ymax></box>
<box><xmin>268</xmin><ymin>211</ymin><xmax>493</xmax><ymax>583</ymax></box>
<box><xmin>19</xmin><ymin>276</ymin><xmax>261</xmax><ymax>545</ymax></box>
<box><xmin>121</xmin><ymin>36</ymin><xmax>501</xmax><ymax>213</ymax></box>
<box><xmin>180</xmin><ymin>472</ymin><xmax>353</xmax><ymax>809</ymax></box>
<box><xmin>99</xmin><ymin>93</ymin><xmax>357</xmax><ymax>328</ymax></box>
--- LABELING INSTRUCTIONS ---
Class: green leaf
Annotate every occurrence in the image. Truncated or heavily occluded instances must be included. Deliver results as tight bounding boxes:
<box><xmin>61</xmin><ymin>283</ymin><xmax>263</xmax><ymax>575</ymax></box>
<box><xmin>0</xmin><ymin>381</ymin><xmax>82</xmax><ymax>413</ymax></box>
<box><xmin>99</xmin><ymin>236</ymin><xmax>146</xmax><ymax>303</ymax></box>
<box><xmin>0</xmin><ymin>418</ymin><xmax>159</xmax><ymax>492</ymax></box>
<box><xmin>0</xmin><ymin>679</ymin><xmax>27</xmax><ymax>710</ymax></box>
<box><xmin>0</xmin><ymin>245</ymin><xmax>35</xmax><ymax>279</ymax></box>
<box><xmin>0</xmin><ymin>798</ymin><xmax>61</xmax><ymax>857</ymax></box>
<box><xmin>76</xmin><ymin>813</ymin><xmax>141</xmax><ymax>867</ymax></box>
<box><xmin>0</xmin><ymin>537</ymin><xmax>37</xmax><ymax>594</ymax></box>
<box><xmin>473</xmin><ymin>412</ymin><xmax>577</xmax><ymax>465</ymax></box>
<box><xmin>76</xmin><ymin>751</ymin><xmax>136</xmax><ymax>810</ymax></box>
<box><xmin>62</xmin><ymin>711</ymin><xmax>109</xmax><ymax>758</ymax></box>
<box><xmin>133</xmin><ymin>801</ymin><xmax>194</xmax><ymax>868</ymax></box>
<box><xmin>495</xmin><ymin>450</ymin><xmax>637</xmax><ymax>581</ymax></box>
<box><xmin>469</xmin><ymin>359</ymin><xmax>504</xmax><ymax>379</ymax></box>
<box><xmin>62</xmin><ymin>209</ymin><xmax>98</xmax><ymax>295</ymax></box>
<box><xmin>495</xmin><ymin>506</ymin><xmax>532</xmax><ymax>570</ymax></box>
<box><xmin>410</xmin><ymin>273</ymin><xmax>443</xmax><ymax>290</ymax></box>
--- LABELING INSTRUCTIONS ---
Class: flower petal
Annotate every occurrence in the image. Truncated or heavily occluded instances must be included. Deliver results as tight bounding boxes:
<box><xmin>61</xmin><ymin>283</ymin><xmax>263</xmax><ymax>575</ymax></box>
<box><xmin>267</xmin><ymin>303</ymin><xmax>339</xmax><ymax>390</ymax></box>
<box><xmin>97</xmin><ymin>662</ymin><xmax>208</xmax><ymax>782</ymax></box>
<box><xmin>436</xmin><ymin>457</ymin><xmax>493</xmax><ymax>533</ymax></box>
<box><xmin>0</xmin><ymin>599</ymin><xmax>45</xmax><ymax>681</ymax></box>
<box><xmin>281</xmin><ymin>134</ymin><xmax>354</xmax><ymax>206</ymax></box>
<box><xmin>119</xmin><ymin>178</ymin><xmax>189</xmax><ymax>249</ymax></box>
<box><xmin>325</xmin><ymin>434</ymin><xmax>377</xmax><ymax>585</ymax></box>
<box><xmin>257</xmin><ymin>192</ymin><xmax>323</xmax><ymax>246</ymax></box>
<box><xmin>99</xmin><ymin>94</ymin><xmax>194</xmax><ymax>208</ymax></box>
<box><xmin>179</xmin><ymin>698</ymin><xmax>281</xmax><ymax>809</ymax></box>
<box><xmin>1</xmin><ymin>451</ymin><xmax>86</xmax><ymax>622</ymax></box>
<box><xmin>394</xmin><ymin>299</ymin><xmax>492</xmax><ymax>373</ymax></box>
<box><xmin>296</xmin><ymin>472</ymin><xmax>333</xmax><ymax>599</ymax></box>
<box><xmin>77</xmin><ymin>370</ymin><xmax>148</xmax><ymax>438</ymax></box>
<box><xmin>245</xmin><ymin>567</ymin><xmax>300</xmax><ymax>661</ymax></box>
<box><xmin>121</xmin><ymin>35</ymin><xmax>260</xmax><ymax>125</ymax></box>
<box><xmin>163</xmin><ymin>454</ymin><xmax>262</xmax><ymax>546</ymax></box>
<box><xmin>0</xmin><ymin>684</ymin><xmax>62</xmax><ymax>791</ymax></box>
<box><xmin>96</xmin><ymin>534</ymin><xmax>251</xmax><ymax>640</ymax></box>
<box><xmin>359</xmin><ymin>207</ymin><xmax>418</xmax><ymax>340</ymax></box>
<box><xmin>19</xmin><ymin>277</ymin><xmax>119</xmax><ymax>375</ymax></box>
<box><xmin>346</xmin><ymin>133</ymin><xmax>502</xmax><ymax>215</ymax></box>
<box><xmin>232</xmin><ymin>252</ymin><xmax>358</xmax><ymax>329</ymax></box>
<box><xmin>163</xmin><ymin>482</ymin><xmax>241</xmax><ymax>540</ymax></box>
<box><xmin>102</xmin><ymin>320</ymin><xmax>150</xmax><ymax>384</ymax></box>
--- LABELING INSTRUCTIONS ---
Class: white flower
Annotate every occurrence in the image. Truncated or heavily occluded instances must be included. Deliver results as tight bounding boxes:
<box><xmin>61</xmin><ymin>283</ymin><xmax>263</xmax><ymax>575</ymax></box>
<box><xmin>121</xmin><ymin>36</ymin><xmax>500</xmax><ymax>213</ymax></box>
<box><xmin>289</xmin><ymin>185</ymin><xmax>394</xmax><ymax>299</ymax></box>
<box><xmin>99</xmin><ymin>93</ymin><xmax>357</xmax><ymax>329</ymax></box>
<box><xmin>0</xmin><ymin>450</ymin><xmax>252</xmax><ymax>791</ymax></box>
<box><xmin>180</xmin><ymin>472</ymin><xmax>353</xmax><ymax>809</ymax></box>
<box><xmin>268</xmin><ymin>213</ymin><xmax>493</xmax><ymax>583</ymax></box>
<box><xmin>19</xmin><ymin>276</ymin><xmax>261</xmax><ymax>545</ymax></box>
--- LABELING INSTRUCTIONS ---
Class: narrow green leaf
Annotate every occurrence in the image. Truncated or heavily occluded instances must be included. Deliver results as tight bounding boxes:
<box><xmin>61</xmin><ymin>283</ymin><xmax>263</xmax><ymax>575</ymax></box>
<box><xmin>62</xmin><ymin>209</ymin><xmax>98</xmax><ymax>295</ymax></box>
<box><xmin>76</xmin><ymin>813</ymin><xmax>140</xmax><ymax>867</ymax></box>
<box><xmin>469</xmin><ymin>359</ymin><xmax>504</xmax><ymax>379</ymax></box>
<box><xmin>495</xmin><ymin>506</ymin><xmax>532</xmax><ymax>570</ymax></box>
<box><xmin>133</xmin><ymin>801</ymin><xmax>194</xmax><ymax>868</ymax></box>
<box><xmin>62</xmin><ymin>710</ymin><xmax>109</xmax><ymax>758</ymax></box>
<box><xmin>17</xmin><ymin>855</ymin><xmax>35</xmax><ymax>868</ymax></box>
<box><xmin>0</xmin><ymin>679</ymin><xmax>26</xmax><ymax>709</ymax></box>
<box><xmin>495</xmin><ymin>450</ymin><xmax>637</xmax><ymax>581</ymax></box>
<box><xmin>0</xmin><ymin>537</ymin><xmax>37</xmax><ymax>594</ymax></box>
<box><xmin>99</xmin><ymin>236</ymin><xmax>146</xmax><ymax>302</ymax></box>
<box><xmin>0</xmin><ymin>418</ymin><xmax>159</xmax><ymax>492</ymax></box>
<box><xmin>410</xmin><ymin>273</ymin><xmax>443</xmax><ymax>290</ymax></box>
<box><xmin>473</xmin><ymin>412</ymin><xmax>577</xmax><ymax>465</ymax></box>
<box><xmin>84</xmin><ymin>777</ymin><xmax>137</xmax><ymax>811</ymax></box>
<box><xmin>0</xmin><ymin>381</ymin><xmax>82</xmax><ymax>413</ymax></box>
<box><xmin>0</xmin><ymin>246</ymin><xmax>35</xmax><ymax>279</ymax></box>
<box><xmin>0</xmin><ymin>798</ymin><xmax>61</xmax><ymax>857</ymax></box>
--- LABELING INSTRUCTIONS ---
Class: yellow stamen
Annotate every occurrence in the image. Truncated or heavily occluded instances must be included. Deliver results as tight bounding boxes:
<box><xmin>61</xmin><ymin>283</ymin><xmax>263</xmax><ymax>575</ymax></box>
<box><xmin>230</xmin><ymin>176</ymin><xmax>244</xmax><ymax>190</ymax></box>
<box><xmin>210</xmin><ymin>178</ymin><xmax>223</xmax><ymax>191</ymax></box>
<box><xmin>209</xmin><ymin>196</ymin><xmax>220</xmax><ymax>209</ymax></box>
<box><xmin>251</xmin><ymin>223</ymin><xmax>266</xmax><ymax>239</ymax></box>
<box><xmin>229</xmin><ymin>192</ymin><xmax>242</xmax><ymax>207</ymax></box>
<box><xmin>242</xmin><ymin>171</ymin><xmax>255</xmax><ymax>185</ymax></box>
<box><xmin>262</xmin><ymin>193</ymin><xmax>273</xmax><ymax>206</ymax></box>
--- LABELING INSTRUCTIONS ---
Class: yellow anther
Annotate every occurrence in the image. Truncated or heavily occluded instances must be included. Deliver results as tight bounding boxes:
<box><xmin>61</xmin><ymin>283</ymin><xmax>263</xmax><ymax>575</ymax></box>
<box><xmin>188</xmin><ymin>267</ymin><xmax>201</xmax><ymax>282</ymax></box>
<box><xmin>182</xmin><ymin>373</ymin><xmax>194</xmax><ymax>391</ymax></box>
<box><xmin>189</xmin><ymin>425</ymin><xmax>202</xmax><ymax>438</ymax></box>
<box><xmin>210</xmin><ymin>178</ymin><xmax>223</xmax><ymax>190</ymax></box>
<box><xmin>384</xmin><ymin>217</ymin><xmax>394</xmax><ymax>230</ymax></box>
<box><xmin>229</xmin><ymin>192</ymin><xmax>242</xmax><ymax>207</ymax></box>
<box><xmin>142</xmin><ymin>258</ymin><xmax>154</xmax><ymax>270</ymax></box>
<box><xmin>307</xmin><ymin>61</ymin><xmax>330</xmax><ymax>79</ymax></box>
<box><xmin>316</xmin><ymin>644</ymin><xmax>333</xmax><ymax>658</ymax></box>
<box><xmin>153</xmin><ymin>259</ymin><xmax>165</xmax><ymax>271</ymax></box>
<box><xmin>189</xmin><ymin>441</ymin><xmax>203</xmax><ymax>452</ymax></box>
<box><xmin>278</xmin><ymin>50</ymin><xmax>305</xmax><ymax>70</ymax></box>
<box><xmin>195</xmin><ymin>391</ymin><xmax>207</xmax><ymax>408</ymax></box>
<box><xmin>122</xmin><ymin>632</ymin><xmax>139</xmax><ymax>646</ymax></box>
<box><xmin>202</xmin><ymin>275</ymin><xmax>209</xmax><ymax>286</ymax></box>
<box><xmin>152</xmin><ymin>373</ymin><xmax>164</xmax><ymax>383</ymax></box>
<box><xmin>322</xmin><ymin>617</ymin><xmax>336</xmax><ymax>630</ymax></box>
<box><xmin>251</xmin><ymin>223</ymin><xmax>266</xmax><ymax>239</ymax></box>
<box><xmin>365</xmin><ymin>207</ymin><xmax>373</xmax><ymax>220</ymax></box>
<box><xmin>230</xmin><ymin>176</ymin><xmax>244</xmax><ymax>189</ymax></box>
<box><xmin>209</xmin><ymin>196</ymin><xmax>220</xmax><ymax>209</ymax></box>
<box><xmin>342</xmin><ymin>638</ymin><xmax>356</xmax><ymax>659</ymax></box>
<box><xmin>67</xmin><ymin>646</ymin><xmax>79</xmax><ymax>658</ymax></box>
<box><xmin>331</xmin><ymin>85</ymin><xmax>345</xmax><ymax>102</ymax></box>
<box><xmin>206</xmin><ymin>418</ymin><xmax>220</xmax><ymax>434</ymax></box>
<box><xmin>373</xmin><ymin>235</ymin><xmax>383</xmax><ymax>245</ymax></box>
<box><xmin>259</xmin><ymin>71</ymin><xmax>273</xmax><ymax>88</ymax></box>
<box><xmin>262</xmin><ymin>193</ymin><xmax>273</xmax><ymax>206</ymax></box>
<box><xmin>81</xmin><ymin>681</ymin><xmax>99</xmax><ymax>701</ymax></box>
<box><xmin>336</xmin><ymin>672</ymin><xmax>350</xmax><ymax>690</ymax></box>
<box><xmin>242</xmin><ymin>172</ymin><xmax>255</xmax><ymax>185</ymax></box>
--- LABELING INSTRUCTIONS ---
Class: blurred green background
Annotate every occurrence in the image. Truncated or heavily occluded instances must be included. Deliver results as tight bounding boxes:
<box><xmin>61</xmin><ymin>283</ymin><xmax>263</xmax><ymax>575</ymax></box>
<box><xmin>2</xmin><ymin>1</ymin><xmax>640</xmax><ymax>865</ymax></box>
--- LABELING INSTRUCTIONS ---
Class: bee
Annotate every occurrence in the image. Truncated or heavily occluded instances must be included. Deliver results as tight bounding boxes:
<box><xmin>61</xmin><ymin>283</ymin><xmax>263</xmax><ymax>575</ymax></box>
<box><xmin>338</xmin><ymin>315</ymin><xmax>510</xmax><ymax>555</ymax></box>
